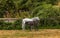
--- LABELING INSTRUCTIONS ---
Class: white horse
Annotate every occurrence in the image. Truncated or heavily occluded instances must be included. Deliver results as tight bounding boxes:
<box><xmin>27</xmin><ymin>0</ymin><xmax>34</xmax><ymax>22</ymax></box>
<box><xmin>22</xmin><ymin>17</ymin><xmax>40</xmax><ymax>30</ymax></box>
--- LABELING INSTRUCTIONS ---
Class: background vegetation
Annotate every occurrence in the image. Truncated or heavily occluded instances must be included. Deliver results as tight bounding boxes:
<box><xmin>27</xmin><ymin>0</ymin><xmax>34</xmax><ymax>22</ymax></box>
<box><xmin>0</xmin><ymin>0</ymin><xmax>60</xmax><ymax>29</ymax></box>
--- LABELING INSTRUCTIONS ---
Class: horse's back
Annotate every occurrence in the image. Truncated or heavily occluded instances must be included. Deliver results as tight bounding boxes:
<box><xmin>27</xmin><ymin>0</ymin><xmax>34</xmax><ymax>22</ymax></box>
<box><xmin>23</xmin><ymin>18</ymin><xmax>33</xmax><ymax>22</ymax></box>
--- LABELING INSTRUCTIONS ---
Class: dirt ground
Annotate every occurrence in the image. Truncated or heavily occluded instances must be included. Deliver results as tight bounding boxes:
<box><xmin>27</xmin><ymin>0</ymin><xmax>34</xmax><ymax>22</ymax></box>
<box><xmin>0</xmin><ymin>29</ymin><xmax>60</xmax><ymax>38</ymax></box>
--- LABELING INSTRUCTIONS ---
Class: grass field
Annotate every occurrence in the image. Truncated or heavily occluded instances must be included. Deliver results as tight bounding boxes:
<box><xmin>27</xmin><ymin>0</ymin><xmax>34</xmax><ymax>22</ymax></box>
<box><xmin>0</xmin><ymin>29</ymin><xmax>60</xmax><ymax>38</ymax></box>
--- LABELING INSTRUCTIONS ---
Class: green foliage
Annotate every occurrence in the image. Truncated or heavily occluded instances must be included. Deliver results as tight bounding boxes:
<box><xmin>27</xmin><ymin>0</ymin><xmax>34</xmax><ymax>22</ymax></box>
<box><xmin>0</xmin><ymin>0</ymin><xmax>60</xmax><ymax>29</ymax></box>
<box><xmin>0</xmin><ymin>19</ymin><xmax>21</xmax><ymax>30</ymax></box>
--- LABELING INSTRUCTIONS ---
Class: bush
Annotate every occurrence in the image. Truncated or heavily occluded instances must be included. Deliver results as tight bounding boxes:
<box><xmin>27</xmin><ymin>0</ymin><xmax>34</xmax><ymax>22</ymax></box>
<box><xmin>0</xmin><ymin>18</ymin><xmax>60</xmax><ymax>30</ymax></box>
<box><xmin>0</xmin><ymin>19</ymin><xmax>22</xmax><ymax>30</ymax></box>
<box><xmin>13</xmin><ymin>19</ymin><xmax>22</xmax><ymax>30</ymax></box>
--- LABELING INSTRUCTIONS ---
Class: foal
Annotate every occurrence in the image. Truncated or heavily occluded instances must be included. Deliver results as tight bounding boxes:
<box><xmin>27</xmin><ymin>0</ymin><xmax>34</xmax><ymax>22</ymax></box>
<box><xmin>22</xmin><ymin>17</ymin><xmax>40</xmax><ymax>30</ymax></box>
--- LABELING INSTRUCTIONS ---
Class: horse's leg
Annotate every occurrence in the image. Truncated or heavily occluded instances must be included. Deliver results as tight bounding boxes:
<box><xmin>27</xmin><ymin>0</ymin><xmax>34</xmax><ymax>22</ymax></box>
<box><xmin>22</xmin><ymin>21</ymin><xmax>25</xmax><ymax>30</ymax></box>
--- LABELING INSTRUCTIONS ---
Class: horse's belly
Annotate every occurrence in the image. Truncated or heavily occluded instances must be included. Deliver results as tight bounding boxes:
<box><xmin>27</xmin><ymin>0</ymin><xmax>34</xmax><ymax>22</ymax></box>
<box><xmin>26</xmin><ymin>21</ymin><xmax>34</xmax><ymax>25</ymax></box>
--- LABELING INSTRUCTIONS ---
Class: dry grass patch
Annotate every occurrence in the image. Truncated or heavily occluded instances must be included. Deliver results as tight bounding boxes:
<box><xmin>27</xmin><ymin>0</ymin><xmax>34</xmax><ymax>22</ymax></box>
<box><xmin>0</xmin><ymin>29</ymin><xmax>60</xmax><ymax>38</ymax></box>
